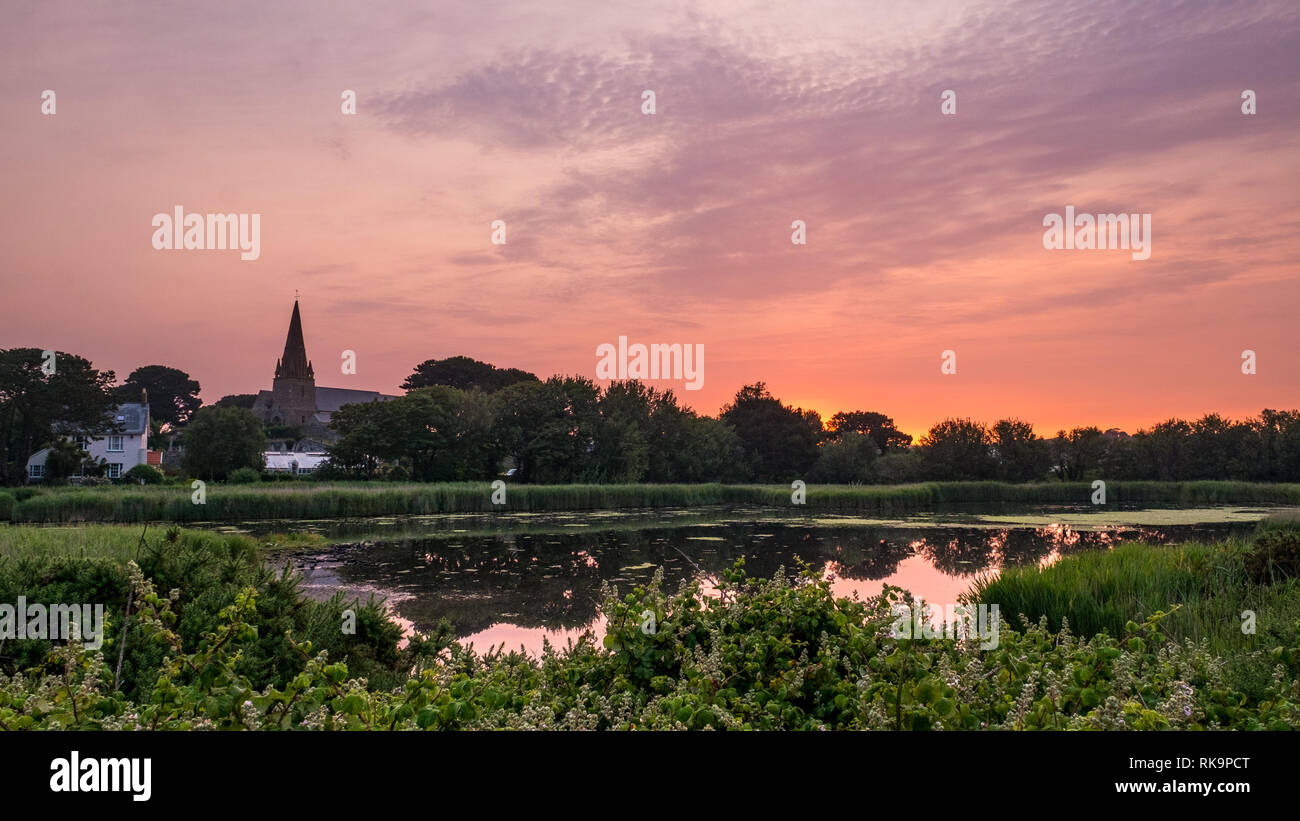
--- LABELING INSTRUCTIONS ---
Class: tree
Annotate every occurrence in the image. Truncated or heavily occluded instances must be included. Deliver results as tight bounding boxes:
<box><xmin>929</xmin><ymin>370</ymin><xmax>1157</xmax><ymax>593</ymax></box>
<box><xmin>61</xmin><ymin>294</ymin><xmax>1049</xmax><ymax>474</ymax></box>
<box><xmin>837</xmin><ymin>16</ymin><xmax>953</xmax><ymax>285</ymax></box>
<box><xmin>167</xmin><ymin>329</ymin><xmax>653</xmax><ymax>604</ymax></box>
<box><xmin>808</xmin><ymin>432</ymin><xmax>877</xmax><ymax>484</ymax></box>
<box><xmin>117</xmin><ymin>365</ymin><xmax>201</xmax><ymax>427</ymax></box>
<box><xmin>1046</xmin><ymin>427</ymin><xmax>1109</xmax><ymax>481</ymax></box>
<box><xmin>591</xmin><ymin>381</ymin><xmax>656</xmax><ymax>482</ymax></box>
<box><xmin>990</xmin><ymin>419</ymin><xmax>1049</xmax><ymax>482</ymax></box>
<box><xmin>1252</xmin><ymin>409</ymin><xmax>1300</xmax><ymax>481</ymax></box>
<box><xmin>403</xmin><ymin>356</ymin><xmax>538</xmax><ymax>393</ymax></box>
<box><xmin>413</xmin><ymin>387</ymin><xmax>501</xmax><ymax>481</ymax></box>
<box><xmin>326</xmin><ymin>402</ymin><xmax>390</xmax><ymax>479</ymax></box>
<box><xmin>1098</xmin><ymin>431</ymin><xmax>1140</xmax><ymax>479</ymax></box>
<box><xmin>491</xmin><ymin>377</ymin><xmax>600</xmax><ymax>483</ymax></box>
<box><xmin>871</xmin><ymin>450</ymin><xmax>925</xmax><ymax>484</ymax></box>
<box><xmin>827</xmin><ymin>411</ymin><xmax>912</xmax><ymax>454</ymax></box>
<box><xmin>1184</xmin><ymin>414</ymin><xmax>1261</xmax><ymax>480</ymax></box>
<box><xmin>719</xmin><ymin>383</ymin><xmax>822</xmax><ymax>482</ymax></box>
<box><xmin>1132</xmin><ymin>420</ymin><xmax>1191</xmax><ymax>481</ymax></box>
<box><xmin>0</xmin><ymin>348</ymin><xmax>118</xmax><ymax>484</ymax></box>
<box><xmin>182</xmin><ymin>406</ymin><xmax>266</xmax><ymax>480</ymax></box>
<box><xmin>644</xmin><ymin>394</ymin><xmax>744</xmax><ymax>483</ymax></box>
<box><xmin>329</xmin><ymin>386</ymin><xmax>502</xmax><ymax>481</ymax></box>
<box><xmin>43</xmin><ymin>438</ymin><xmax>89</xmax><ymax>484</ymax></box>
<box><xmin>213</xmin><ymin>394</ymin><xmax>258</xmax><ymax>410</ymax></box>
<box><xmin>919</xmin><ymin>418</ymin><xmax>995</xmax><ymax>480</ymax></box>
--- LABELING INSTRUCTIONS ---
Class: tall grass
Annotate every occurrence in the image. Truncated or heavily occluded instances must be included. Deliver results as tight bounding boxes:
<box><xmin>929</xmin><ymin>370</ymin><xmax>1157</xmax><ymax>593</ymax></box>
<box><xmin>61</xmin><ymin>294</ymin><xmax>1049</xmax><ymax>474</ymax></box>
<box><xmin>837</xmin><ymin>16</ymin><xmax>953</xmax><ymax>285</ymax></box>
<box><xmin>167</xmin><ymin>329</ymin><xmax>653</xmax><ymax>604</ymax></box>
<box><xmin>967</xmin><ymin>516</ymin><xmax>1300</xmax><ymax>697</ymax></box>
<box><xmin>5</xmin><ymin>480</ymin><xmax>1300</xmax><ymax>524</ymax></box>
<box><xmin>0</xmin><ymin>523</ymin><xmax>166</xmax><ymax>563</ymax></box>
<box><xmin>966</xmin><ymin>540</ymin><xmax>1248</xmax><ymax>639</ymax></box>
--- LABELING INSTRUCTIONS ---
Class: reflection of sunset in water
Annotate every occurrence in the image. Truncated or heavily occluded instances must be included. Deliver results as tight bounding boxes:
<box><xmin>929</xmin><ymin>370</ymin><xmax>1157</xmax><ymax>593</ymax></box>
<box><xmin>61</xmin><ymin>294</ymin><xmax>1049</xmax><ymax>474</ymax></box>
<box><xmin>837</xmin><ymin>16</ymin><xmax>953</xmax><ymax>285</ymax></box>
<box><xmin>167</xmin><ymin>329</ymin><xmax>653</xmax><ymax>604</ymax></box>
<box><xmin>823</xmin><ymin>554</ymin><xmax>977</xmax><ymax>610</ymax></box>
<box><xmin>288</xmin><ymin>508</ymin><xmax>1264</xmax><ymax>657</ymax></box>
<box><xmin>461</xmin><ymin>621</ymin><xmax>605</xmax><ymax>657</ymax></box>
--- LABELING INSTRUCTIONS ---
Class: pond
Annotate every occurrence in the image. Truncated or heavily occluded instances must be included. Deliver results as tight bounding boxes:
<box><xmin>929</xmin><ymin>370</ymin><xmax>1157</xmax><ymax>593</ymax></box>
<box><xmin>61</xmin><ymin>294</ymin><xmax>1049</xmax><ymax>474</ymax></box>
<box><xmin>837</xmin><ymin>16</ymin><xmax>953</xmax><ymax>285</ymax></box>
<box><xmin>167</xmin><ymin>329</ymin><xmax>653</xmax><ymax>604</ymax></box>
<box><xmin>209</xmin><ymin>504</ymin><xmax>1277</xmax><ymax>655</ymax></box>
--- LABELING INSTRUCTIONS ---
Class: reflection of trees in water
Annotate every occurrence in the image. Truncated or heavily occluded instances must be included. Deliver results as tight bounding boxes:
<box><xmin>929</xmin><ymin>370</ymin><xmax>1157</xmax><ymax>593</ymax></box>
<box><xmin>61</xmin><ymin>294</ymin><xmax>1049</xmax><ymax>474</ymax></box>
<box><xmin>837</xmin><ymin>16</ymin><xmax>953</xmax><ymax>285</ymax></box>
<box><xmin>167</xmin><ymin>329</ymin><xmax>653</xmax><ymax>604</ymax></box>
<box><xmin>916</xmin><ymin>526</ymin><xmax>1150</xmax><ymax>574</ymax></box>
<box><xmin>330</xmin><ymin>530</ymin><xmax>652</xmax><ymax>635</ymax></box>
<box><xmin>915</xmin><ymin>529</ymin><xmax>1005</xmax><ymax>576</ymax></box>
<box><xmin>318</xmin><ymin>520</ymin><xmax>1241</xmax><ymax>637</ymax></box>
<box><xmin>328</xmin><ymin>523</ymin><xmax>836</xmax><ymax>636</ymax></box>
<box><xmin>816</xmin><ymin>532</ymin><xmax>912</xmax><ymax>580</ymax></box>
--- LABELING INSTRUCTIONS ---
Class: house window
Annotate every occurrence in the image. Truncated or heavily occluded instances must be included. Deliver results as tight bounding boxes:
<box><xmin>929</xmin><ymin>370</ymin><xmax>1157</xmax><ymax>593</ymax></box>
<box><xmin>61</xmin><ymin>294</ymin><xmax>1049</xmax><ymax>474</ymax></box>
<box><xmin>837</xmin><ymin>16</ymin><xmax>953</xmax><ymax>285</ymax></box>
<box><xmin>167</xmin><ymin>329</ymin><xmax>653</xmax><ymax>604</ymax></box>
<box><xmin>108</xmin><ymin>435</ymin><xmax>124</xmax><ymax>452</ymax></box>
<box><xmin>108</xmin><ymin>463</ymin><xmax>122</xmax><ymax>479</ymax></box>
<box><xmin>28</xmin><ymin>464</ymin><xmax>44</xmax><ymax>479</ymax></box>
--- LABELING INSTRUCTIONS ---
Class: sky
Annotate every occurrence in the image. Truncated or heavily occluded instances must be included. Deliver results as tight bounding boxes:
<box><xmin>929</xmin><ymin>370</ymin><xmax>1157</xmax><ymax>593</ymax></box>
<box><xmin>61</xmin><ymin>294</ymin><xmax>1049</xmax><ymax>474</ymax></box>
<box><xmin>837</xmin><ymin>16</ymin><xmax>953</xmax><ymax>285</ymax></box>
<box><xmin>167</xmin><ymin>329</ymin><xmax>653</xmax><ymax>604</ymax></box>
<box><xmin>2</xmin><ymin>0</ymin><xmax>1298</xmax><ymax>439</ymax></box>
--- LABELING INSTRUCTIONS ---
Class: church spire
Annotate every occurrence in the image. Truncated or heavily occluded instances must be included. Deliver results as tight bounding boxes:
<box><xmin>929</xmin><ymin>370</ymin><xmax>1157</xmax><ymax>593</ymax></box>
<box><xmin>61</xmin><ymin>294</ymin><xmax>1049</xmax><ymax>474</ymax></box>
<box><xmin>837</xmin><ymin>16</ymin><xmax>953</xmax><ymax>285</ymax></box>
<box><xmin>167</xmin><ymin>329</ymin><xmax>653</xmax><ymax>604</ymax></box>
<box><xmin>275</xmin><ymin>299</ymin><xmax>314</xmax><ymax>380</ymax></box>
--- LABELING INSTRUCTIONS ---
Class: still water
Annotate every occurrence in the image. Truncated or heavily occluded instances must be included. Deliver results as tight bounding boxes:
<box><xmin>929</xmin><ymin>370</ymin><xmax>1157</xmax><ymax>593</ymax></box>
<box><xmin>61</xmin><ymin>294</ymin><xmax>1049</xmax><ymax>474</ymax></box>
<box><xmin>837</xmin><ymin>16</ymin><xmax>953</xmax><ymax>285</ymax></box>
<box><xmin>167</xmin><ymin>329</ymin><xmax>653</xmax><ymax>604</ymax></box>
<box><xmin>223</xmin><ymin>505</ymin><xmax>1271</xmax><ymax>655</ymax></box>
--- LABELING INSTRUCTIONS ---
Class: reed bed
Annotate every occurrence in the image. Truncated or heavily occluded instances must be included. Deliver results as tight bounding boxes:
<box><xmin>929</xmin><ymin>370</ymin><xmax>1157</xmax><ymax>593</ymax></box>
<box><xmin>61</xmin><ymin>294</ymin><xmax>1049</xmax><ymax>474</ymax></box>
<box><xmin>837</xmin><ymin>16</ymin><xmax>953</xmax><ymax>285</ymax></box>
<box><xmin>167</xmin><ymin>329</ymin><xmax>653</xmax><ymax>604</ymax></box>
<box><xmin>3</xmin><ymin>480</ymin><xmax>1299</xmax><ymax>524</ymax></box>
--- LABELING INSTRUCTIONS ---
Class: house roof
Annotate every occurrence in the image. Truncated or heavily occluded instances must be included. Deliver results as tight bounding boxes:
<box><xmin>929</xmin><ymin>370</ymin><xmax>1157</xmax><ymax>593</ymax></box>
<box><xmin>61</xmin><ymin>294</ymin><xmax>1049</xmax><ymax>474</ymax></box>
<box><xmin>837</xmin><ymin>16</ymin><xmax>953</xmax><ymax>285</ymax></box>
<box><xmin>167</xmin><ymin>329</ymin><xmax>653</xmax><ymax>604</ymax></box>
<box><xmin>48</xmin><ymin>402</ymin><xmax>149</xmax><ymax>438</ymax></box>
<box><xmin>110</xmin><ymin>403</ymin><xmax>149</xmax><ymax>435</ymax></box>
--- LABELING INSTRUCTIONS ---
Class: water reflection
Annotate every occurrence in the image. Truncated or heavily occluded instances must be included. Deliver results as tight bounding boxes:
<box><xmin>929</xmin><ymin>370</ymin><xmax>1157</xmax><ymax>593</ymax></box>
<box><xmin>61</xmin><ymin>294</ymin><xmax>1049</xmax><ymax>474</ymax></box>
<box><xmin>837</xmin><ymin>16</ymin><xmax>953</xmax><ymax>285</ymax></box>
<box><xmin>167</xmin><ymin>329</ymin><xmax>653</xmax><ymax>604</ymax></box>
<box><xmin>288</xmin><ymin>514</ymin><xmax>1257</xmax><ymax>656</ymax></box>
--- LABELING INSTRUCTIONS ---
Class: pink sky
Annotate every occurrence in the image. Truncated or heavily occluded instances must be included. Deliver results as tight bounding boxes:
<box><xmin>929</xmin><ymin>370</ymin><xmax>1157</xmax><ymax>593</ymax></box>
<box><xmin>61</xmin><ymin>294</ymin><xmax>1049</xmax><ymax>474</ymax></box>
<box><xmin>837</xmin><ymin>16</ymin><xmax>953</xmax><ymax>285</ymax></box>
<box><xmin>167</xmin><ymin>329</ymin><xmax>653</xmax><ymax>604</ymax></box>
<box><xmin>2</xmin><ymin>0</ymin><xmax>1298</xmax><ymax>439</ymax></box>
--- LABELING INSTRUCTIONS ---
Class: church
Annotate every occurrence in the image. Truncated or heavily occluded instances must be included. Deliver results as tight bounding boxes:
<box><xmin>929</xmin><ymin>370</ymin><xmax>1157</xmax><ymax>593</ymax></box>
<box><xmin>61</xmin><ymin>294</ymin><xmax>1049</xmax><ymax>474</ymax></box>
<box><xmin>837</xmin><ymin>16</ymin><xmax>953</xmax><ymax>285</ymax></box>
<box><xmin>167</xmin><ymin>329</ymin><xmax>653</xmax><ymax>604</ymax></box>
<box><xmin>251</xmin><ymin>300</ymin><xmax>398</xmax><ymax>450</ymax></box>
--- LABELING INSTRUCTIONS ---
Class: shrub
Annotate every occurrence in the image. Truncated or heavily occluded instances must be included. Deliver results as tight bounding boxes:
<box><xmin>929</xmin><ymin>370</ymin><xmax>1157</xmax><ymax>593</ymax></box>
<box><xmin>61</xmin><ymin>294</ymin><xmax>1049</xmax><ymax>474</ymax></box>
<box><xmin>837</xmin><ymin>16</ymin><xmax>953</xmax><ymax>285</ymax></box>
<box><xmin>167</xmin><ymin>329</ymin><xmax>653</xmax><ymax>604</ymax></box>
<box><xmin>229</xmin><ymin>466</ymin><xmax>263</xmax><ymax>484</ymax></box>
<box><xmin>123</xmin><ymin>464</ymin><xmax>165</xmax><ymax>484</ymax></box>
<box><xmin>0</xmin><ymin>527</ymin><xmax>409</xmax><ymax>702</ymax></box>
<box><xmin>1245</xmin><ymin>529</ymin><xmax>1300</xmax><ymax>584</ymax></box>
<box><xmin>3</xmin><ymin>556</ymin><xmax>1298</xmax><ymax>731</ymax></box>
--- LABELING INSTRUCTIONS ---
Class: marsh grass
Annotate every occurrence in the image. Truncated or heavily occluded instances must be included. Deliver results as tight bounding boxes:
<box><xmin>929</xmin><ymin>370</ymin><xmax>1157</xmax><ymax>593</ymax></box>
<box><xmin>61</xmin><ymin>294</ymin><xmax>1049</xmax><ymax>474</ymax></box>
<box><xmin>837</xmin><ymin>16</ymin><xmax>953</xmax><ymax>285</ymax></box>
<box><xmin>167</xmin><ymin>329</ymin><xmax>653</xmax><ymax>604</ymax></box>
<box><xmin>968</xmin><ymin>513</ymin><xmax>1300</xmax><ymax>697</ymax></box>
<box><xmin>966</xmin><ymin>540</ymin><xmax>1250</xmax><ymax>639</ymax></box>
<box><xmin>8</xmin><ymin>479</ymin><xmax>1300</xmax><ymax>524</ymax></box>
<box><xmin>0</xmin><ymin>523</ymin><xmax>164</xmax><ymax>563</ymax></box>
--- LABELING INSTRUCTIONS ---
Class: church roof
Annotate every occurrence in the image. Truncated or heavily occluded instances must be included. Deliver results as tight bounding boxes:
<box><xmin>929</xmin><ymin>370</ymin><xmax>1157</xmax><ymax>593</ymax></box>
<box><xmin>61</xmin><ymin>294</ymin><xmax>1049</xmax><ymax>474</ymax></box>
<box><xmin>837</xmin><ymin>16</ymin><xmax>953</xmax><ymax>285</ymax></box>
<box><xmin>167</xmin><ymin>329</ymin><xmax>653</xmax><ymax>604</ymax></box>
<box><xmin>274</xmin><ymin>300</ymin><xmax>314</xmax><ymax>380</ymax></box>
<box><xmin>315</xmin><ymin>386</ymin><xmax>398</xmax><ymax>413</ymax></box>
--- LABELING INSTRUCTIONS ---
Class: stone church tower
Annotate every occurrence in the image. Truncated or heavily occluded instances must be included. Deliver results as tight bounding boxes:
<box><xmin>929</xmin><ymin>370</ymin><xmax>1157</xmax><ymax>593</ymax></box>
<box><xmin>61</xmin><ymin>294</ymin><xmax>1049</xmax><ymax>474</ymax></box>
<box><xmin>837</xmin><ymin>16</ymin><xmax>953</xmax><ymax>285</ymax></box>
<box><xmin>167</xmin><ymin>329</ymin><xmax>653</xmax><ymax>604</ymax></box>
<box><xmin>251</xmin><ymin>298</ymin><xmax>397</xmax><ymax>448</ymax></box>
<box><xmin>268</xmin><ymin>300</ymin><xmax>317</xmax><ymax>425</ymax></box>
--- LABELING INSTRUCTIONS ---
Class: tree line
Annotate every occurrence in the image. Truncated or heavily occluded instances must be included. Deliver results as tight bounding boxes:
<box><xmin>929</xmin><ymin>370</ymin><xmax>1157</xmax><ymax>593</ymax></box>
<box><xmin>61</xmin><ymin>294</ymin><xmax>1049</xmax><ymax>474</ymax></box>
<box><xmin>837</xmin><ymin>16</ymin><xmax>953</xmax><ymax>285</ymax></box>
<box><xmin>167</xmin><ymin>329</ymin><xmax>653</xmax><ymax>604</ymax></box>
<box><xmin>5</xmin><ymin>346</ymin><xmax>1300</xmax><ymax>484</ymax></box>
<box><xmin>322</xmin><ymin>375</ymin><xmax>1300</xmax><ymax>485</ymax></box>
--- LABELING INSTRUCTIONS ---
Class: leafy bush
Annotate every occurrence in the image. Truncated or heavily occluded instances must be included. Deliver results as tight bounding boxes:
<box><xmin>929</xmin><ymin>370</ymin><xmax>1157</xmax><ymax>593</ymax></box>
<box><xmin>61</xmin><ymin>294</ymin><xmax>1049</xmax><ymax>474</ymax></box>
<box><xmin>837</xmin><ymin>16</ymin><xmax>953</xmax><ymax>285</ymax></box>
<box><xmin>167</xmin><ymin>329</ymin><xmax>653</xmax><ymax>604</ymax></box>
<box><xmin>228</xmin><ymin>466</ymin><xmax>262</xmax><ymax>484</ymax></box>
<box><xmin>1246</xmin><ymin>528</ymin><xmax>1300</xmax><ymax>584</ymax></box>
<box><xmin>122</xmin><ymin>464</ymin><xmax>164</xmax><ymax>484</ymax></box>
<box><xmin>0</xmin><ymin>527</ymin><xmax>408</xmax><ymax>702</ymax></box>
<box><xmin>0</xmin><ymin>491</ymin><xmax>13</xmax><ymax>521</ymax></box>
<box><xmin>2</xmin><ymin>556</ymin><xmax>1297</xmax><ymax>731</ymax></box>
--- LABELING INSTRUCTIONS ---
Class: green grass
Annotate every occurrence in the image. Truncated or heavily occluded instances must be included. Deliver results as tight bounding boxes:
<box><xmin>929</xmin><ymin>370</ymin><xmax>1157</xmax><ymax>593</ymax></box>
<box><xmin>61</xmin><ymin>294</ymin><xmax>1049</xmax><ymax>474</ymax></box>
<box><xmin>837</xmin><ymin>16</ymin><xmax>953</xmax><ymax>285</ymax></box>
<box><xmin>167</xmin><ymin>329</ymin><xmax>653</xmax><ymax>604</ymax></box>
<box><xmin>0</xmin><ymin>523</ymin><xmax>325</xmax><ymax>563</ymax></box>
<box><xmin>0</xmin><ymin>523</ymin><xmax>164</xmax><ymax>563</ymax></box>
<box><xmin>6</xmin><ymin>479</ymin><xmax>1300</xmax><ymax>523</ymax></box>
<box><xmin>967</xmin><ymin>540</ymin><xmax>1247</xmax><ymax>639</ymax></box>
<box><xmin>967</xmin><ymin>515</ymin><xmax>1300</xmax><ymax>697</ymax></box>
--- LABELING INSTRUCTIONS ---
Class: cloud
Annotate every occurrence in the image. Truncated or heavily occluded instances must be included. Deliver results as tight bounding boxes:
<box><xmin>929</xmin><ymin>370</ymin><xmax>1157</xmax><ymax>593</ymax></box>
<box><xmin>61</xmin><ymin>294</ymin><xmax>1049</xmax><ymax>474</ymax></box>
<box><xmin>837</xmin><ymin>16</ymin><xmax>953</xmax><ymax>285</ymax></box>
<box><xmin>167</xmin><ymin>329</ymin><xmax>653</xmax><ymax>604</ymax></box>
<box><xmin>368</xmin><ymin>1</ymin><xmax>1300</xmax><ymax>321</ymax></box>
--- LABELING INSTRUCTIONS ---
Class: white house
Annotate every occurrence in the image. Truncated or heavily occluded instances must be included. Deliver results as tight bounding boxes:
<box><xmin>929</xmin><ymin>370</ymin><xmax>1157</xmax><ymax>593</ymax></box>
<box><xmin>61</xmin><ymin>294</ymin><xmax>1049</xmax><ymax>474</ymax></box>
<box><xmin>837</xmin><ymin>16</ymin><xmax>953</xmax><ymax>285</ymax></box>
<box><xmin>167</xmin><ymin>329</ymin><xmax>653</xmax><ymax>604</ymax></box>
<box><xmin>26</xmin><ymin>402</ymin><xmax>151</xmax><ymax>481</ymax></box>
